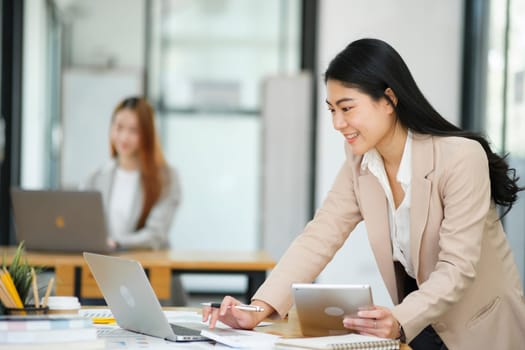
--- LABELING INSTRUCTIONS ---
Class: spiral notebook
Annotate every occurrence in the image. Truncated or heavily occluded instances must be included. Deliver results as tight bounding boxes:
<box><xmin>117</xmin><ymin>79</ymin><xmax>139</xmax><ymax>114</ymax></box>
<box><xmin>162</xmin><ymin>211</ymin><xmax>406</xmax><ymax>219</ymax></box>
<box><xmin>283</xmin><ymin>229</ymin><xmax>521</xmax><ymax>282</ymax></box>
<box><xmin>274</xmin><ymin>333</ymin><xmax>400</xmax><ymax>350</ymax></box>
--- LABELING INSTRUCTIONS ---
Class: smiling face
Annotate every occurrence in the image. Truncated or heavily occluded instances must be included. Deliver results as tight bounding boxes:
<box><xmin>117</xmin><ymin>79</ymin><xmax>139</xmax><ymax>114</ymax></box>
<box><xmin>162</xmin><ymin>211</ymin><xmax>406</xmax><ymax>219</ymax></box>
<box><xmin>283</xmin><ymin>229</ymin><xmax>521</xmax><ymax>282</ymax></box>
<box><xmin>325</xmin><ymin>79</ymin><xmax>400</xmax><ymax>156</ymax></box>
<box><xmin>110</xmin><ymin>108</ymin><xmax>141</xmax><ymax>159</ymax></box>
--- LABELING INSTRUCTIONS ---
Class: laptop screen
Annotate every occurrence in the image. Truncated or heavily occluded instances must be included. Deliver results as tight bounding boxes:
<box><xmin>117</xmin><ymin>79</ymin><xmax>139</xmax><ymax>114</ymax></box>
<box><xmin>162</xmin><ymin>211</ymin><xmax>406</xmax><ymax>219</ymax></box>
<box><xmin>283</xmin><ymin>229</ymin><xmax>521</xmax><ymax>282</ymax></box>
<box><xmin>11</xmin><ymin>189</ymin><xmax>111</xmax><ymax>253</ymax></box>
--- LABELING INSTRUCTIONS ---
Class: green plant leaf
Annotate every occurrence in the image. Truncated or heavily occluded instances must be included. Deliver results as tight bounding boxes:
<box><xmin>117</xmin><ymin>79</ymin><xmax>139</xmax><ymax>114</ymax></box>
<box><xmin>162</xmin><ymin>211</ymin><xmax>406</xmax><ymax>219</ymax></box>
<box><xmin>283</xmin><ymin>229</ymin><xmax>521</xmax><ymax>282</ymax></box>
<box><xmin>4</xmin><ymin>242</ymin><xmax>45</xmax><ymax>305</ymax></box>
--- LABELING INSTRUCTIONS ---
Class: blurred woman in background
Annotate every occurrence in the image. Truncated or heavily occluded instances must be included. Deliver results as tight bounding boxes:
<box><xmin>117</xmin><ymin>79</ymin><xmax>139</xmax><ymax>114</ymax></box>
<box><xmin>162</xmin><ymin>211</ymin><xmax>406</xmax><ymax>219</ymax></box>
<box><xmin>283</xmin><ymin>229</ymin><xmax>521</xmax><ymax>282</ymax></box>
<box><xmin>85</xmin><ymin>96</ymin><xmax>186</xmax><ymax>305</ymax></box>
<box><xmin>85</xmin><ymin>96</ymin><xmax>180</xmax><ymax>250</ymax></box>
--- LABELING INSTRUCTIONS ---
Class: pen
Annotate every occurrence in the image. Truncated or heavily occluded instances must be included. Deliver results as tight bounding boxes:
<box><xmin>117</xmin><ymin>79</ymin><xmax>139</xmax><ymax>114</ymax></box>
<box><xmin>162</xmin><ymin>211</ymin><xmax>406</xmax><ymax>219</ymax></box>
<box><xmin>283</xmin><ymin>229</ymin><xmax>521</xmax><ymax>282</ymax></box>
<box><xmin>92</xmin><ymin>317</ymin><xmax>116</xmax><ymax>324</ymax></box>
<box><xmin>201</xmin><ymin>302</ymin><xmax>265</xmax><ymax>312</ymax></box>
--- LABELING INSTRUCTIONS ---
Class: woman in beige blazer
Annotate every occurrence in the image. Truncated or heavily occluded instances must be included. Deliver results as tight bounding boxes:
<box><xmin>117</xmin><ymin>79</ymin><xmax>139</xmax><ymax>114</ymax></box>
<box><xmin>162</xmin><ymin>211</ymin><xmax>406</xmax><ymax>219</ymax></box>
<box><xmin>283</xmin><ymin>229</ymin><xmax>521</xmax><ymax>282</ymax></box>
<box><xmin>203</xmin><ymin>39</ymin><xmax>525</xmax><ymax>349</ymax></box>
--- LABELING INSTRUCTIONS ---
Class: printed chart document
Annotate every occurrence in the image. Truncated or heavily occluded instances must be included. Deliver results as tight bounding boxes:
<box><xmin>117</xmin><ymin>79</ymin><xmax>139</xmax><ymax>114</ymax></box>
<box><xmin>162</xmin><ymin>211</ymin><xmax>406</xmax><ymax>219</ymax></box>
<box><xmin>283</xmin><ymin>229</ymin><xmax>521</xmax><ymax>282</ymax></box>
<box><xmin>200</xmin><ymin>327</ymin><xmax>280</xmax><ymax>348</ymax></box>
<box><xmin>274</xmin><ymin>333</ymin><xmax>400</xmax><ymax>350</ymax></box>
<box><xmin>96</xmin><ymin>326</ymin><xmax>214</xmax><ymax>349</ymax></box>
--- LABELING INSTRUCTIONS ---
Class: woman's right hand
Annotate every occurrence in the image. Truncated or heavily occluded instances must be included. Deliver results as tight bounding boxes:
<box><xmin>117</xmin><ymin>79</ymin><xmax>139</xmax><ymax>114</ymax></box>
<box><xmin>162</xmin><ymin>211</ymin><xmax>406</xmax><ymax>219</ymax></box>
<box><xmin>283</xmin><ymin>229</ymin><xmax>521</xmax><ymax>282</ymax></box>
<box><xmin>202</xmin><ymin>295</ymin><xmax>272</xmax><ymax>330</ymax></box>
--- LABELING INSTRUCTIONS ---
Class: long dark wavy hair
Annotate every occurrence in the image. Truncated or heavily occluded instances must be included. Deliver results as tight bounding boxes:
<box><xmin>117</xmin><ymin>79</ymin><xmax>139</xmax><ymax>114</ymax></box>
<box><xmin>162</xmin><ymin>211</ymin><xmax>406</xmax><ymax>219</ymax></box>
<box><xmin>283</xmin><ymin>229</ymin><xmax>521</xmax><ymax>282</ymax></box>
<box><xmin>324</xmin><ymin>38</ymin><xmax>522</xmax><ymax>216</ymax></box>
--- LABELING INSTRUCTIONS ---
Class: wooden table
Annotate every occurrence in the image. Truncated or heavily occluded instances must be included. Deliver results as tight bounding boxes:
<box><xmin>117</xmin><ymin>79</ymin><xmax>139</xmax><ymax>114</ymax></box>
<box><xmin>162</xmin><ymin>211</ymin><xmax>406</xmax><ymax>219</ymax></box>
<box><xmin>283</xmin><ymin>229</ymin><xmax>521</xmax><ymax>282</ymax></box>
<box><xmin>0</xmin><ymin>247</ymin><xmax>276</xmax><ymax>301</ymax></box>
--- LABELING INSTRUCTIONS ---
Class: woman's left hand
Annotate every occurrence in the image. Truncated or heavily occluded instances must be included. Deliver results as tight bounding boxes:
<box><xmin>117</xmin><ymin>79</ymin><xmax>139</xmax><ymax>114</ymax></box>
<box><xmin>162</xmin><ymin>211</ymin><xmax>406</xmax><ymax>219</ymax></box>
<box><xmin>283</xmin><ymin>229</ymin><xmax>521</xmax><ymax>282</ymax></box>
<box><xmin>107</xmin><ymin>238</ymin><xmax>118</xmax><ymax>250</ymax></box>
<box><xmin>343</xmin><ymin>306</ymin><xmax>400</xmax><ymax>339</ymax></box>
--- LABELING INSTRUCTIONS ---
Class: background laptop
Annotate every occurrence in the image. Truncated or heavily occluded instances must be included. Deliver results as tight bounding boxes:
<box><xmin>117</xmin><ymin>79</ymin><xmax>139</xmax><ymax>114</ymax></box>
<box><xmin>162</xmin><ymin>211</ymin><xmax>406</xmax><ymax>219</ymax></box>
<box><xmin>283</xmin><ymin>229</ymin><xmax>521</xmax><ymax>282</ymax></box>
<box><xmin>11</xmin><ymin>188</ymin><xmax>111</xmax><ymax>253</ymax></box>
<box><xmin>83</xmin><ymin>252</ymin><xmax>207</xmax><ymax>342</ymax></box>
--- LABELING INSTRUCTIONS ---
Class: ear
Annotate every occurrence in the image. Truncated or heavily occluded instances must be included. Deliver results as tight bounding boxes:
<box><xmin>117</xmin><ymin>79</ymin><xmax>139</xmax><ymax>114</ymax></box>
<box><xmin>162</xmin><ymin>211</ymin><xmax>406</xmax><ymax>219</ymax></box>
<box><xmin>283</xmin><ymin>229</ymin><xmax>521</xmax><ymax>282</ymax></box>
<box><xmin>384</xmin><ymin>87</ymin><xmax>398</xmax><ymax>107</ymax></box>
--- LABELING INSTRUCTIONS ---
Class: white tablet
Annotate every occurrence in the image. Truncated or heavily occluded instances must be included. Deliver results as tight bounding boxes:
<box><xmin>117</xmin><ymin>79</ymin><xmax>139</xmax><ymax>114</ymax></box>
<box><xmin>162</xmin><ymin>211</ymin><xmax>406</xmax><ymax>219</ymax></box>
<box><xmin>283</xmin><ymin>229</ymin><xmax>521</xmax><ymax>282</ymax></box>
<box><xmin>292</xmin><ymin>283</ymin><xmax>374</xmax><ymax>336</ymax></box>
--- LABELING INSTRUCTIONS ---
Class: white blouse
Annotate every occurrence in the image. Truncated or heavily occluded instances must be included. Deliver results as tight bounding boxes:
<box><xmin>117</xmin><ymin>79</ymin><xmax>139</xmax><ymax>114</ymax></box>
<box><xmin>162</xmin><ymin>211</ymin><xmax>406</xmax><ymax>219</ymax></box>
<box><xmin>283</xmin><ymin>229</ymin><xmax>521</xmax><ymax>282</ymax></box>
<box><xmin>361</xmin><ymin>130</ymin><xmax>415</xmax><ymax>278</ymax></box>
<box><xmin>108</xmin><ymin>168</ymin><xmax>140</xmax><ymax>239</ymax></box>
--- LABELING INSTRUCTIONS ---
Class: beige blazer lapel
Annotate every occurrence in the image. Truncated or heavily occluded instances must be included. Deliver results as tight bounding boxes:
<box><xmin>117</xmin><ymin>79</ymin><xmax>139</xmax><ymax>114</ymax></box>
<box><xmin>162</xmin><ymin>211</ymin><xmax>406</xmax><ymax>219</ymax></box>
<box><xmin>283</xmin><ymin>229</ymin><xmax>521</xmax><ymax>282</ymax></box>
<box><xmin>409</xmin><ymin>134</ymin><xmax>434</xmax><ymax>282</ymax></box>
<box><xmin>358</xmin><ymin>173</ymin><xmax>399</xmax><ymax>303</ymax></box>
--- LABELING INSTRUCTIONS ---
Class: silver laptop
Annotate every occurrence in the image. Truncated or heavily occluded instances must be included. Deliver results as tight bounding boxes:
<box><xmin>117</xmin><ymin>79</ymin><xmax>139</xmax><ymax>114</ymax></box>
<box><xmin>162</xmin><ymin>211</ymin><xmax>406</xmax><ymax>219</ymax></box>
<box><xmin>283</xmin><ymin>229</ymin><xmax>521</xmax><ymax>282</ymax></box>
<box><xmin>83</xmin><ymin>252</ymin><xmax>207</xmax><ymax>342</ymax></box>
<box><xmin>292</xmin><ymin>283</ymin><xmax>374</xmax><ymax>336</ymax></box>
<box><xmin>11</xmin><ymin>189</ymin><xmax>112</xmax><ymax>253</ymax></box>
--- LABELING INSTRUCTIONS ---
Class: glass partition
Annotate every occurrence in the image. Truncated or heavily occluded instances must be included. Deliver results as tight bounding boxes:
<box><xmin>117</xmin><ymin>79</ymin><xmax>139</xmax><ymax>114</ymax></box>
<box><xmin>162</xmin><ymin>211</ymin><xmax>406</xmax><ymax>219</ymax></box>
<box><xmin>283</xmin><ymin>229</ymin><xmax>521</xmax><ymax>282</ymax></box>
<box><xmin>151</xmin><ymin>0</ymin><xmax>300</xmax><ymax>111</ymax></box>
<box><xmin>149</xmin><ymin>0</ymin><xmax>301</xmax><ymax>255</ymax></box>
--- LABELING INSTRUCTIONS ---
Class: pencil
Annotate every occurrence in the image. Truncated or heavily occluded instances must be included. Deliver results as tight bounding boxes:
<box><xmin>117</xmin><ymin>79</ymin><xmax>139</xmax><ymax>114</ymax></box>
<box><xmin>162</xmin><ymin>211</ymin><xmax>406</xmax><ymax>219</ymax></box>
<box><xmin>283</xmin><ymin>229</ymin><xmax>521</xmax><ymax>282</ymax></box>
<box><xmin>42</xmin><ymin>277</ymin><xmax>54</xmax><ymax>308</ymax></box>
<box><xmin>1</xmin><ymin>268</ymin><xmax>24</xmax><ymax>308</ymax></box>
<box><xmin>0</xmin><ymin>279</ymin><xmax>16</xmax><ymax>308</ymax></box>
<box><xmin>31</xmin><ymin>268</ymin><xmax>40</xmax><ymax>308</ymax></box>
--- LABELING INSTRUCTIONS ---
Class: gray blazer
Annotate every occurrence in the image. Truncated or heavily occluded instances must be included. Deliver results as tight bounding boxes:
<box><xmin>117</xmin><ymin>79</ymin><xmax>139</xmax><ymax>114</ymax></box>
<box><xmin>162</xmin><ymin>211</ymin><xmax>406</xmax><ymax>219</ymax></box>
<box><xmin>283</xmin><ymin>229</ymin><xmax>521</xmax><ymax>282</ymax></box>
<box><xmin>84</xmin><ymin>160</ymin><xmax>181</xmax><ymax>250</ymax></box>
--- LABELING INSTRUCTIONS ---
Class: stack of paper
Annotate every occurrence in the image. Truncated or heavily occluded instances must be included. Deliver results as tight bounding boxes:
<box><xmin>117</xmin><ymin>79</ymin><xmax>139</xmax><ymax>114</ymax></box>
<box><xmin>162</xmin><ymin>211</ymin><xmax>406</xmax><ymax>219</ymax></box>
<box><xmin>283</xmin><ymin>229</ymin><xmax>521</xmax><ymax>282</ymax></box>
<box><xmin>200</xmin><ymin>327</ymin><xmax>280</xmax><ymax>348</ymax></box>
<box><xmin>0</xmin><ymin>315</ymin><xmax>105</xmax><ymax>349</ymax></box>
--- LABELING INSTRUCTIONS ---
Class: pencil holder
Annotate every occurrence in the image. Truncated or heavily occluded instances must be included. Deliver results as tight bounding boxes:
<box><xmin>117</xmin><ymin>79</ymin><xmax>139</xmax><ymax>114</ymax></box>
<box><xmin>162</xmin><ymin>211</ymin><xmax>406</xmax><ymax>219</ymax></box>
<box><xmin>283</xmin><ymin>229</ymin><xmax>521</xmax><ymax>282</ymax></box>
<box><xmin>4</xmin><ymin>304</ymin><xmax>49</xmax><ymax>315</ymax></box>
<box><xmin>0</xmin><ymin>242</ymin><xmax>54</xmax><ymax>316</ymax></box>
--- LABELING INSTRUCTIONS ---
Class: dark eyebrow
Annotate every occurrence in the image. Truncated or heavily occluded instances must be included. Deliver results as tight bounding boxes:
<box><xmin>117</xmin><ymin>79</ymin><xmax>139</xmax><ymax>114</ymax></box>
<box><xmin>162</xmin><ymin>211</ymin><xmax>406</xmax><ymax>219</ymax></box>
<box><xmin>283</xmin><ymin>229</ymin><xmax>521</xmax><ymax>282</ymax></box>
<box><xmin>325</xmin><ymin>97</ymin><xmax>355</xmax><ymax>106</ymax></box>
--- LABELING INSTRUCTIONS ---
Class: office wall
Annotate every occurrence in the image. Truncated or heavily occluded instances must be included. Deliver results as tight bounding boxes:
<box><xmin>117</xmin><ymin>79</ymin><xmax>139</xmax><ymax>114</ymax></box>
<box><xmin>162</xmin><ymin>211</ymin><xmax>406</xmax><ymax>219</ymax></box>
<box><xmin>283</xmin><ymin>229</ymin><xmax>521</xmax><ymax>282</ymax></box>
<box><xmin>314</xmin><ymin>0</ymin><xmax>464</xmax><ymax>307</ymax></box>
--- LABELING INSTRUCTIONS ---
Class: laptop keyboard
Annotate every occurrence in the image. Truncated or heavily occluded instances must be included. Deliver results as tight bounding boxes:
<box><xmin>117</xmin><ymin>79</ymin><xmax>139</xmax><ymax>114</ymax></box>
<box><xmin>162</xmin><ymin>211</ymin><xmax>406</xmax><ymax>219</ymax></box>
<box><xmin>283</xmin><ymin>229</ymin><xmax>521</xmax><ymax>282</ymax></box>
<box><xmin>170</xmin><ymin>323</ymin><xmax>202</xmax><ymax>336</ymax></box>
